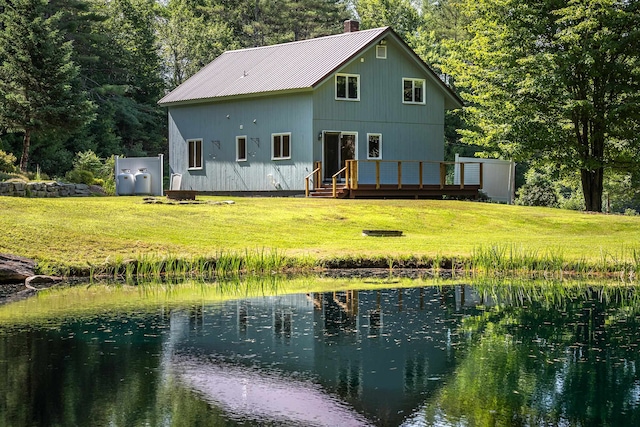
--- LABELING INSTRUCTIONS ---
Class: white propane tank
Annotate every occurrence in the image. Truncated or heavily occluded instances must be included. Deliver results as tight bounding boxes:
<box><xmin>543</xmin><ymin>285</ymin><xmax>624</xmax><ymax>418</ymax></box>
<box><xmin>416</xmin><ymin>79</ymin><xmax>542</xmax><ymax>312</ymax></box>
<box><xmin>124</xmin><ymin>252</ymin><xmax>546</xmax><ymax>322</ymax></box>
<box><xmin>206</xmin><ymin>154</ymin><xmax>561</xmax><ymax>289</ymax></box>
<box><xmin>117</xmin><ymin>169</ymin><xmax>135</xmax><ymax>195</ymax></box>
<box><xmin>134</xmin><ymin>168</ymin><xmax>151</xmax><ymax>195</ymax></box>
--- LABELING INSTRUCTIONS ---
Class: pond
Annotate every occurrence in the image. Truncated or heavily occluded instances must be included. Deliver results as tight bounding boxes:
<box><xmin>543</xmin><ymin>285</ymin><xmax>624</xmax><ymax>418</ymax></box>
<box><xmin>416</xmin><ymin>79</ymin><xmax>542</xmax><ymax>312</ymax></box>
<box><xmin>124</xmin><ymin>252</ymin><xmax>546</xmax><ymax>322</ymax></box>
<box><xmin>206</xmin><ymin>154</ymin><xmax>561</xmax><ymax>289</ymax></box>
<box><xmin>1</xmin><ymin>278</ymin><xmax>640</xmax><ymax>426</ymax></box>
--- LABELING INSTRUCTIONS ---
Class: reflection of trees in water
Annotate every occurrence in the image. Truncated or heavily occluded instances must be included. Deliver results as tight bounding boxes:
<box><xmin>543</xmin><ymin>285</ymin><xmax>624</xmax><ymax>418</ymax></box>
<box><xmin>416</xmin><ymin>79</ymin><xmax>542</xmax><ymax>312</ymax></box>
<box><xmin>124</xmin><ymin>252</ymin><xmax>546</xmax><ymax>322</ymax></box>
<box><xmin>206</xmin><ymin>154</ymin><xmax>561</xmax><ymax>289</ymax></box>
<box><xmin>0</xmin><ymin>315</ymin><xmax>167</xmax><ymax>426</ymax></box>
<box><xmin>425</xmin><ymin>285</ymin><xmax>640</xmax><ymax>426</ymax></box>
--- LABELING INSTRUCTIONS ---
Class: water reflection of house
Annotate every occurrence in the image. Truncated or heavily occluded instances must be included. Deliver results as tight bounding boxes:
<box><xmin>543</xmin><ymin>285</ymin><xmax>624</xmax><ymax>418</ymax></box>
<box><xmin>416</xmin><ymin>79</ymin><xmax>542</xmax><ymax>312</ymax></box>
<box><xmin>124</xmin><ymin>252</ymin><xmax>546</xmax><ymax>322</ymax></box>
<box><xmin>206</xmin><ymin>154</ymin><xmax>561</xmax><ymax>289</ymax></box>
<box><xmin>168</xmin><ymin>286</ymin><xmax>480</xmax><ymax>426</ymax></box>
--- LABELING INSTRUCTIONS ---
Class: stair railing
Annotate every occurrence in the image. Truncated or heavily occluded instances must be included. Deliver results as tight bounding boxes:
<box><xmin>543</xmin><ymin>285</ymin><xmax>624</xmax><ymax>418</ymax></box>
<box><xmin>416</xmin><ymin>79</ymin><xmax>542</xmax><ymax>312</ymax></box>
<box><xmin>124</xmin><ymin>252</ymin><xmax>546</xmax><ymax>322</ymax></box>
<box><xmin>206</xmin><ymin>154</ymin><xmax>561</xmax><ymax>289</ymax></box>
<box><xmin>304</xmin><ymin>163</ymin><xmax>322</xmax><ymax>197</ymax></box>
<box><xmin>331</xmin><ymin>162</ymin><xmax>350</xmax><ymax>198</ymax></box>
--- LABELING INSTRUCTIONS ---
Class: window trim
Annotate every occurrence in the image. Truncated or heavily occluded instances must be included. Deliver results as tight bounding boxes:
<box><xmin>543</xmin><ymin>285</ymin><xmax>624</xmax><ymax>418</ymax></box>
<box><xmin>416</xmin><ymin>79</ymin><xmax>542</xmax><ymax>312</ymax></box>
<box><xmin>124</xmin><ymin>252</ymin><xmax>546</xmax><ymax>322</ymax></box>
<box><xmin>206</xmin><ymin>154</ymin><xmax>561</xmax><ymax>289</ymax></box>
<box><xmin>335</xmin><ymin>73</ymin><xmax>360</xmax><ymax>101</ymax></box>
<box><xmin>236</xmin><ymin>135</ymin><xmax>247</xmax><ymax>162</ymax></box>
<box><xmin>402</xmin><ymin>78</ymin><xmax>426</xmax><ymax>105</ymax></box>
<box><xmin>271</xmin><ymin>132</ymin><xmax>292</xmax><ymax>160</ymax></box>
<box><xmin>376</xmin><ymin>45</ymin><xmax>387</xmax><ymax>59</ymax></box>
<box><xmin>187</xmin><ymin>138</ymin><xmax>203</xmax><ymax>170</ymax></box>
<box><xmin>367</xmin><ymin>133</ymin><xmax>382</xmax><ymax>160</ymax></box>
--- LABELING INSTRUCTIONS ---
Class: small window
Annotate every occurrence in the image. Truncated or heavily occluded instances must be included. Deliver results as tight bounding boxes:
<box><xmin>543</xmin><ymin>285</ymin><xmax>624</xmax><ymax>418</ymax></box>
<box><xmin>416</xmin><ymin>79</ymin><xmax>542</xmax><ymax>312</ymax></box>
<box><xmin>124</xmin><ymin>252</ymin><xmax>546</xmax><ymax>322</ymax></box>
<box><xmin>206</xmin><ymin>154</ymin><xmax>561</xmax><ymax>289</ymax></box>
<box><xmin>187</xmin><ymin>138</ymin><xmax>203</xmax><ymax>169</ymax></box>
<box><xmin>403</xmin><ymin>78</ymin><xmax>426</xmax><ymax>104</ymax></box>
<box><xmin>336</xmin><ymin>73</ymin><xmax>359</xmax><ymax>101</ymax></box>
<box><xmin>236</xmin><ymin>136</ymin><xmax>247</xmax><ymax>161</ymax></box>
<box><xmin>272</xmin><ymin>133</ymin><xmax>291</xmax><ymax>160</ymax></box>
<box><xmin>367</xmin><ymin>133</ymin><xmax>382</xmax><ymax>159</ymax></box>
<box><xmin>376</xmin><ymin>45</ymin><xmax>387</xmax><ymax>59</ymax></box>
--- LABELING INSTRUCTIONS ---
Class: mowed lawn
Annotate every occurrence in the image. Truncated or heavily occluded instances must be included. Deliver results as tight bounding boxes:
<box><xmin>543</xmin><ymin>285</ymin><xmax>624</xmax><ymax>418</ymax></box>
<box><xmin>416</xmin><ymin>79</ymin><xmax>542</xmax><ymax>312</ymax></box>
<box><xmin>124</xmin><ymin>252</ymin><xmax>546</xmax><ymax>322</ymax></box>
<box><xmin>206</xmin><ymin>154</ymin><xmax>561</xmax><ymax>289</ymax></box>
<box><xmin>1</xmin><ymin>196</ymin><xmax>639</xmax><ymax>267</ymax></box>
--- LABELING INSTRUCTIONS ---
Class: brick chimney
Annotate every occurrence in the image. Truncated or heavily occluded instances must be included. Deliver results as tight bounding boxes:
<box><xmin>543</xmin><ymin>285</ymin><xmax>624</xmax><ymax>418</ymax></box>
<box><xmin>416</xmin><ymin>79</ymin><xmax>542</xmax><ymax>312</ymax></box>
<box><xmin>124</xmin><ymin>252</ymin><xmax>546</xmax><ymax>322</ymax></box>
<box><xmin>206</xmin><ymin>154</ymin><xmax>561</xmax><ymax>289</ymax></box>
<box><xmin>344</xmin><ymin>20</ymin><xmax>360</xmax><ymax>33</ymax></box>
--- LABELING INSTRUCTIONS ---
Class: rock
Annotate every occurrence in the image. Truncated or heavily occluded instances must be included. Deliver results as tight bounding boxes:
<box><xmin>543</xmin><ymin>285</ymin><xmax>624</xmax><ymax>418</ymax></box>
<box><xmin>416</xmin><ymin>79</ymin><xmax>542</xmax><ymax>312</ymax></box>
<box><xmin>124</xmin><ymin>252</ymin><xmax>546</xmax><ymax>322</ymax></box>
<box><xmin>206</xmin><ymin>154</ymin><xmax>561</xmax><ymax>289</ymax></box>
<box><xmin>88</xmin><ymin>185</ymin><xmax>107</xmax><ymax>196</ymax></box>
<box><xmin>0</xmin><ymin>253</ymin><xmax>36</xmax><ymax>283</ymax></box>
<box><xmin>25</xmin><ymin>275</ymin><xmax>62</xmax><ymax>286</ymax></box>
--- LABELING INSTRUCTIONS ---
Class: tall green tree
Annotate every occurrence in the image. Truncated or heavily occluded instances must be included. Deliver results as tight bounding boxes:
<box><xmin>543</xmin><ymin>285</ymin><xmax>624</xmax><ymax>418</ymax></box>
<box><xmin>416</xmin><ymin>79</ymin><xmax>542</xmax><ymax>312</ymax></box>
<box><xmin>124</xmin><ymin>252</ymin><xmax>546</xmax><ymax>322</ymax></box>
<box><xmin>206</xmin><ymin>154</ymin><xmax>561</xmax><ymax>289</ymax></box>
<box><xmin>158</xmin><ymin>0</ymin><xmax>237</xmax><ymax>88</ymax></box>
<box><xmin>449</xmin><ymin>0</ymin><xmax>640</xmax><ymax>212</ymax></box>
<box><xmin>350</xmin><ymin>0</ymin><xmax>421</xmax><ymax>39</ymax></box>
<box><xmin>0</xmin><ymin>0</ymin><xmax>94</xmax><ymax>172</ymax></box>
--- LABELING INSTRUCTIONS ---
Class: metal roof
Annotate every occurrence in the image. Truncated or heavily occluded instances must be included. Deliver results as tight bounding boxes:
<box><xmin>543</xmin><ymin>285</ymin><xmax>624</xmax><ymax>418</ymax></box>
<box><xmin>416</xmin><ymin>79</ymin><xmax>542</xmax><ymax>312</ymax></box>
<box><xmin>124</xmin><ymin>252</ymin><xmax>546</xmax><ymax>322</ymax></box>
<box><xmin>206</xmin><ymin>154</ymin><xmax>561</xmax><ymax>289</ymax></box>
<box><xmin>158</xmin><ymin>26</ymin><xmax>463</xmax><ymax>108</ymax></box>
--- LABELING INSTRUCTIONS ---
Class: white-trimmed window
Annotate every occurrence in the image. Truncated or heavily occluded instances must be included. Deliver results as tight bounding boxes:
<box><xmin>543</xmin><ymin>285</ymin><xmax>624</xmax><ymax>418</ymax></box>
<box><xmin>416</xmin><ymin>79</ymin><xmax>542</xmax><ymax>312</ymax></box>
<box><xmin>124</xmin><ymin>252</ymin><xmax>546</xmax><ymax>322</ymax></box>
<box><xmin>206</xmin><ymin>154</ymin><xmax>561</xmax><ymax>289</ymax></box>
<box><xmin>272</xmin><ymin>133</ymin><xmax>291</xmax><ymax>160</ymax></box>
<box><xmin>376</xmin><ymin>45</ymin><xmax>387</xmax><ymax>59</ymax></box>
<box><xmin>236</xmin><ymin>135</ymin><xmax>247</xmax><ymax>162</ymax></box>
<box><xmin>187</xmin><ymin>138</ymin><xmax>203</xmax><ymax>169</ymax></box>
<box><xmin>403</xmin><ymin>78</ymin><xmax>426</xmax><ymax>104</ymax></box>
<box><xmin>367</xmin><ymin>133</ymin><xmax>382</xmax><ymax>159</ymax></box>
<box><xmin>336</xmin><ymin>73</ymin><xmax>360</xmax><ymax>101</ymax></box>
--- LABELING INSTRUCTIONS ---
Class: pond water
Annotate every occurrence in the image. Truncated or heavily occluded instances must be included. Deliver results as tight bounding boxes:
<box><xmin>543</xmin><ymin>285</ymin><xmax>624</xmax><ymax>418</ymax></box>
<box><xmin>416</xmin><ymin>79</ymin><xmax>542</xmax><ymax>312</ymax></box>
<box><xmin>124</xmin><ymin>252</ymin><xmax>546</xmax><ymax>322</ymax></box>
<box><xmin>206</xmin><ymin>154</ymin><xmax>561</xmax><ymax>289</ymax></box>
<box><xmin>1</xmin><ymin>280</ymin><xmax>640</xmax><ymax>426</ymax></box>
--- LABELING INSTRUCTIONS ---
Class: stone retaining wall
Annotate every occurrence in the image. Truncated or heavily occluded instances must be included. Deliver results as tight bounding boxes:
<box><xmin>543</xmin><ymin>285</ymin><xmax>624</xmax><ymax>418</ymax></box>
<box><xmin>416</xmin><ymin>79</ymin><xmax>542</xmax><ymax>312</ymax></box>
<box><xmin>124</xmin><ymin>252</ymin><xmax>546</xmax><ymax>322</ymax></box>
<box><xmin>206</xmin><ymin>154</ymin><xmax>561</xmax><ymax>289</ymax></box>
<box><xmin>0</xmin><ymin>181</ymin><xmax>98</xmax><ymax>197</ymax></box>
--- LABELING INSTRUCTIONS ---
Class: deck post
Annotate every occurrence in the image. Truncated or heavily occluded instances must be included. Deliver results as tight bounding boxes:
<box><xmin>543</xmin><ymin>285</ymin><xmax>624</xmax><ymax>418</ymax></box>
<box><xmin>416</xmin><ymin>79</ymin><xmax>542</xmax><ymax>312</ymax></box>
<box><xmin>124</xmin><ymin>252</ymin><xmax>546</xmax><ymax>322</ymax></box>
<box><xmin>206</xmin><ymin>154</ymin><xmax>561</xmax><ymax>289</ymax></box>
<box><xmin>460</xmin><ymin>163</ymin><xmax>465</xmax><ymax>189</ymax></box>
<box><xmin>419</xmin><ymin>162</ymin><xmax>423</xmax><ymax>189</ymax></box>
<box><xmin>315</xmin><ymin>161</ymin><xmax>322</xmax><ymax>187</ymax></box>
<box><xmin>479</xmin><ymin>162</ymin><xmax>484</xmax><ymax>188</ymax></box>
<box><xmin>397</xmin><ymin>161</ymin><xmax>402</xmax><ymax>189</ymax></box>
<box><xmin>375</xmin><ymin>161</ymin><xmax>380</xmax><ymax>189</ymax></box>
<box><xmin>352</xmin><ymin>160</ymin><xmax>358</xmax><ymax>189</ymax></box>
<box><xmin>440</xmin><ymin>163</ymin><xmax>446</xmax><ymax>189</ymax></box>
<box><xmin>345</xmin><ymin>161</ymin><xmax>351</xmax><ymax>189</ymax></box>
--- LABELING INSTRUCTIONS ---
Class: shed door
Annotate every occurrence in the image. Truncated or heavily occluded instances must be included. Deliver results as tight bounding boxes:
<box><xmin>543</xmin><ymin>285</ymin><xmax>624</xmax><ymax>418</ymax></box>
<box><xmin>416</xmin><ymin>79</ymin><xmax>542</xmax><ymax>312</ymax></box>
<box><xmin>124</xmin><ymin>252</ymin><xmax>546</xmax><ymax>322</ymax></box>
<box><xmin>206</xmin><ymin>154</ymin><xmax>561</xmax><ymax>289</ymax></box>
<box><xmin>324</xmin><ymin>132</ymin><xmax>355</xmax><ymax>181</ymax></box>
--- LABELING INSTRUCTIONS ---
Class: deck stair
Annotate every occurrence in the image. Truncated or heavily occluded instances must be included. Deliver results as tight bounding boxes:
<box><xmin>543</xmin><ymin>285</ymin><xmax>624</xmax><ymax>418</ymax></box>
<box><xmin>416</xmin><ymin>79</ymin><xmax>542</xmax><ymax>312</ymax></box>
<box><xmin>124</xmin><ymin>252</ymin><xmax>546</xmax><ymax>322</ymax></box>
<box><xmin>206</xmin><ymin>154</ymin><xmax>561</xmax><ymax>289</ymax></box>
<box><xmin>309</xmin><ymin>183</ymin><xmax>349</xmax><ymax>198</ymax></box>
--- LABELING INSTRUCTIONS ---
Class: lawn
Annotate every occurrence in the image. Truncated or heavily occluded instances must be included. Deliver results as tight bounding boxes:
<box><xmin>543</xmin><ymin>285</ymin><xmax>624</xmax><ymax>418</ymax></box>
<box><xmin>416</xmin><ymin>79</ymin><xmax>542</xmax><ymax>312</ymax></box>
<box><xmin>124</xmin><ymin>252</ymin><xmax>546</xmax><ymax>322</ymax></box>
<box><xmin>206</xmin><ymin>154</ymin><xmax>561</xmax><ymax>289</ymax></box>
<box><xmin>1</xmin><ymin>196</ymin><xmax>639</xmax><ymax>272</ymax></box>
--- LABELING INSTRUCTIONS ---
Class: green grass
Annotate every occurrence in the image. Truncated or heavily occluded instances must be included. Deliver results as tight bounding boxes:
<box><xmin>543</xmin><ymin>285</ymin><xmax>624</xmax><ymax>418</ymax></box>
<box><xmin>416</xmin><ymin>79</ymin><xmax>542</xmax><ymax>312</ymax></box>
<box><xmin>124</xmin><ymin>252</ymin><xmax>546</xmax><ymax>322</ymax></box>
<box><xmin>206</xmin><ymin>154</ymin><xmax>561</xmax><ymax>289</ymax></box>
<box><xmin>1</xmin><ymin>196</ymin><xmax>639</xmax><ymax>274</ymax></box>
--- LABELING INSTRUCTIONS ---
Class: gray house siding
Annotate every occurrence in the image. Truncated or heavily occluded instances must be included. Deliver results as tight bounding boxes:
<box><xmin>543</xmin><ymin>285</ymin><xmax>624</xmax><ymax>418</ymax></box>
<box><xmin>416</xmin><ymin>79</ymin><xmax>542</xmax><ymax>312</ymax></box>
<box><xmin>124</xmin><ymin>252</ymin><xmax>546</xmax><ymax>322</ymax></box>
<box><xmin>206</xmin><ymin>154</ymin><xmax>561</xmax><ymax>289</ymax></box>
<box><xmin>312</xmin><ymin>37</ymin><xmax>446</xmax><ymax>185</ymax></box>
<box><xmin>168</xmin><ymin>93</ymin><xmax>314</xmax><ymax>192</ymax></box>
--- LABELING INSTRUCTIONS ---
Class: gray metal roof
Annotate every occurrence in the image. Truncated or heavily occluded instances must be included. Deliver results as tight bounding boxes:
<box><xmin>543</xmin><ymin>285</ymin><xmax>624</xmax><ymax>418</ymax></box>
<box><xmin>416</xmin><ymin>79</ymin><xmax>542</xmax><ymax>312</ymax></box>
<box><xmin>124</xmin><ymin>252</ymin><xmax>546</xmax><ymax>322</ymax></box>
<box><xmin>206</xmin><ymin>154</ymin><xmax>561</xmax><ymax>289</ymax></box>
<box><xmin>159</xmin><ymin>27</ymin><xmax>390</xmax><ymax>105</ymax></box>
<box><xmin>158</xmin><ymin>26</ymin><xmax>463</xmax><ymax>108</ymax></box>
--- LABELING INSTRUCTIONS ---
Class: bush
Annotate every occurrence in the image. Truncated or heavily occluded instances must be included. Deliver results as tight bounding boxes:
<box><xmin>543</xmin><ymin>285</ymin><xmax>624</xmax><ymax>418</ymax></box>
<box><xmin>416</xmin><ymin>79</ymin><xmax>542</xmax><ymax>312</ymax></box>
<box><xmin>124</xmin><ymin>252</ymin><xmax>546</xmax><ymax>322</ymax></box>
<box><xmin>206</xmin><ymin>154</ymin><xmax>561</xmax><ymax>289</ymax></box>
<box><xmin>515</xmin><ymin>171</ymin><xmax>558</xmax><ymax>207</ymax></box>
<box><xmin>73</xmin><ymin>150</ymin><xmax>102</xmax><ymax>175</ymax></box>
<box><xmin>64</xmin><ymin>151</ymin><xmax>117</xmax><ymax>194</ymax></box>
<box><xmin>65</xmin><ymin>169</ymin><xmax>95</xmax><ymax>185</ymax></box>
<box><xmin>0</xmin><ymin>150</ymin><xmax>17</xmax><ymax>174</ymax></box>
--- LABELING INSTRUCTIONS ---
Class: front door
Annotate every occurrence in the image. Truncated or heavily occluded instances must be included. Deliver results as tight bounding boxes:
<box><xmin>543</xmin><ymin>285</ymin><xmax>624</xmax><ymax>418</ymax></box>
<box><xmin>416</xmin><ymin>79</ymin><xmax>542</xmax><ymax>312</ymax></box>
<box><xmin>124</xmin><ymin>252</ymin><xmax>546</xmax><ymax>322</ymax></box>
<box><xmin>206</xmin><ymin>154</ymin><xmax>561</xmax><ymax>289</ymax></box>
<box><xmin>324</xmin><ymin>132</ymin><xmax>356</xmax><ymax>182</ymax></box>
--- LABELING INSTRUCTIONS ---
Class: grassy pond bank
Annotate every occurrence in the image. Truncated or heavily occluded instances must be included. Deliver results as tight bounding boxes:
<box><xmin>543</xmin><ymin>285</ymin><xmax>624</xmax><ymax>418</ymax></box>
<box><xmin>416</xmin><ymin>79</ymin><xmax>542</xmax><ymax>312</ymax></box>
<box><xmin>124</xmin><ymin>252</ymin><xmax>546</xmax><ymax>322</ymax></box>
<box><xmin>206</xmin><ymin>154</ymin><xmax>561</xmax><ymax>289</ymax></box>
<box><xmin>1</xmin><ymin>196</ymin><xmax>640</xmax><ymax>279</ymax></box>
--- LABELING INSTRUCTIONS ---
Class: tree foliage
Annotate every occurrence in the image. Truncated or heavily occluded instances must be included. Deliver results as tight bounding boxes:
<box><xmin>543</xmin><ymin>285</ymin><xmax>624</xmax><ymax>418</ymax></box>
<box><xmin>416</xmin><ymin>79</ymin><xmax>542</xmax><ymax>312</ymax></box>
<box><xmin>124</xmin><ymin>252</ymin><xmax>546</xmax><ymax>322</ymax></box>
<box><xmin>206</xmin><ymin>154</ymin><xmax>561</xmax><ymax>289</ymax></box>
<box><xmin>448</xmin><ymin>0</ymin><xmax>640</xmax><ymax>212</ymax></box>
<box><xmin>351</xmin><ymin>0</ymin><xmax>420</xmax><ymax>40</ymax></box>
<box><xmin>0</xmin><ymin>0</ymin><xmax>95</xmax><ymax>172</ymax></box>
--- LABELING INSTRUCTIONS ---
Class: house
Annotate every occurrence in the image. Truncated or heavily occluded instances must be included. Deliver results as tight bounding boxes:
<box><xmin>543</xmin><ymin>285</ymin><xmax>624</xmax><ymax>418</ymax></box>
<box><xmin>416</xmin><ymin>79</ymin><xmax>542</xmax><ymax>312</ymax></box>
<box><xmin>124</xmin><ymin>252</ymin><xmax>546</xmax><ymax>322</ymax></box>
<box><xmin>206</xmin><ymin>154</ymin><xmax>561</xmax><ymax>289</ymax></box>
<box><xmin>158</xmin><ymin>20</ymin><xmax>472</xmax><ymax>197</ymax></box>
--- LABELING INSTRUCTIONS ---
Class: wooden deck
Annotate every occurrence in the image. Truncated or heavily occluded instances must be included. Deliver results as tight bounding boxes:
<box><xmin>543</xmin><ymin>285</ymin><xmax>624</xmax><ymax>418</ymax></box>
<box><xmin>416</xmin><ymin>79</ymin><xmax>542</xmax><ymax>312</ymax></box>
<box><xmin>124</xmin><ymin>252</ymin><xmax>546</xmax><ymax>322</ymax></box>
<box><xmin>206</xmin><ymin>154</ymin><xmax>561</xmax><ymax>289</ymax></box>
<box><xmin>305</xmin><ymin>160</ymin><xmax>484</xmax><ymax>199</ymax></box>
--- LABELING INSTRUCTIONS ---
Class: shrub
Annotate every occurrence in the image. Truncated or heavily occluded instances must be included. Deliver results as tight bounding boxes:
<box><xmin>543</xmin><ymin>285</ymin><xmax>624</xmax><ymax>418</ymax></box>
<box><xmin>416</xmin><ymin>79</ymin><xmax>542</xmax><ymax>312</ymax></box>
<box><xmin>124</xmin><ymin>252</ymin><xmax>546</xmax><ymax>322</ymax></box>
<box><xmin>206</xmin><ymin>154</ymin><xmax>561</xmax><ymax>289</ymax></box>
<box><xmin>73</xmin><ymin>150</ymin><xmax>102</xmax><ymax>175</ymax></box>
<box><xmin>515</xmin><ymin>171</ymin><xmax>558</xmax><ymax>207</ymax></box>
<box><xmin>0</xmin><ymin>150</ymin><xmax>17</xmax><ymax>174</ymax></box>
<box><xmin>65</xmin><ymin>169</ymin><xmax>95</xmax><ymax>185</ymax></box>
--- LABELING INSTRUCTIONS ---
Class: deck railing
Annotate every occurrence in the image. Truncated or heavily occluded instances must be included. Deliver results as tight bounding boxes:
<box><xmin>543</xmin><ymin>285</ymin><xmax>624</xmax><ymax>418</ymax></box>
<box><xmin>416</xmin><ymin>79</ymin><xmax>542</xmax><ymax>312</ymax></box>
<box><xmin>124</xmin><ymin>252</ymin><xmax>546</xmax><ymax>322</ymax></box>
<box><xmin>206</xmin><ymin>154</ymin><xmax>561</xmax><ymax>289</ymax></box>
<box><xmin>307</xmin><ymin>160</ymin><xmax>483</xmax><ymax>197</ymax></box>
<box><xmin>349</xmin><ymin>159</ymin><xmax>483</xmax><ymax>190</ymax></box>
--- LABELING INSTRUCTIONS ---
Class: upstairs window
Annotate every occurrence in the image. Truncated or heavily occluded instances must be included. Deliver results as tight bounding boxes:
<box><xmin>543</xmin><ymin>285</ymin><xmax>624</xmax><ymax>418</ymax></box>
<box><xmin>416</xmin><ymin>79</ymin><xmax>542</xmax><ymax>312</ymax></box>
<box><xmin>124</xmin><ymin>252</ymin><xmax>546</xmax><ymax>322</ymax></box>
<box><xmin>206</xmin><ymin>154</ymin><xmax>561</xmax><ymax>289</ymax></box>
<box><xmin>236</xmin><ymin>136</ymin><xmax>247</xmax><ymax>161</ymax></box>
<box><xmin>403</xmin><ymin>78</ymin><xmax>426</xmax><ymax>104</ymax></box>
<box><xmin>336</xmin><ymin>73</ymin><xmax>359</xmax><ymax>101</ymax></box>
<box><xmin>187</xmin><ymin>138</ymin><xmax>203</xmax><ymax>169</ymax></box>
<box><xmin>272</xmin><ymin>133</ymin><xmax>291</xmax><ymax>160</ymax></box>
<box><xmin>367</xmin><ymin>133</ymin><xmax>382</xmax><ymax>159</ymax></box>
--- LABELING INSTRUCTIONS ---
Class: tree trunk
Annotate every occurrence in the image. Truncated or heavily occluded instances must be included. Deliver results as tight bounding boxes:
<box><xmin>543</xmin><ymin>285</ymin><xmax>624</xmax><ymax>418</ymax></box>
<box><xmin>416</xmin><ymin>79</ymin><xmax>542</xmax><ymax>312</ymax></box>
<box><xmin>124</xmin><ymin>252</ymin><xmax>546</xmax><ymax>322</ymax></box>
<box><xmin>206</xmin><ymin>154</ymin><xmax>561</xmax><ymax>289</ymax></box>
<box><xmin>19</xmin><ymin>129</ymin><xmax>31</xmax><ymax>173</ymax></box>
<box><xmin>581</xmin><ymin>167</ymin><xmax>604</xmax><ymax>212</ymax></box>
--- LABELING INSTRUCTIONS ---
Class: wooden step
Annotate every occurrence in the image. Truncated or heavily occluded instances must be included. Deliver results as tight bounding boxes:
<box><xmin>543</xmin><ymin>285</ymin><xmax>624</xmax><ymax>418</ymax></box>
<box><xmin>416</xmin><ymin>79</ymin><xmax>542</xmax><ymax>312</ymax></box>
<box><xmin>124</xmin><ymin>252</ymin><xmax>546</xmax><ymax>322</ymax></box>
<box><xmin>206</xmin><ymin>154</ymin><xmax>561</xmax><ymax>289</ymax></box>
<box><xmin>308</xmin><ymin>185</ymin><xmax>349</xmax><ymax>198</ymax></box>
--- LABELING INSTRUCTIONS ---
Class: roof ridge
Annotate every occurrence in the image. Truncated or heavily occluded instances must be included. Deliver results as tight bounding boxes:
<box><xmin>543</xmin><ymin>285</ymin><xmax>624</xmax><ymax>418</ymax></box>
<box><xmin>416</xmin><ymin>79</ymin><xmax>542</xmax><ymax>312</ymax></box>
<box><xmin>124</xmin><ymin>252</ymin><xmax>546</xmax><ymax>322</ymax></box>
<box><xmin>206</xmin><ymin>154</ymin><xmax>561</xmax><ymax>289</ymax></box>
<box><xmin>223</xmin><ymin>26</ymin><xmax>390</xmax><ymax>55</ymax></box>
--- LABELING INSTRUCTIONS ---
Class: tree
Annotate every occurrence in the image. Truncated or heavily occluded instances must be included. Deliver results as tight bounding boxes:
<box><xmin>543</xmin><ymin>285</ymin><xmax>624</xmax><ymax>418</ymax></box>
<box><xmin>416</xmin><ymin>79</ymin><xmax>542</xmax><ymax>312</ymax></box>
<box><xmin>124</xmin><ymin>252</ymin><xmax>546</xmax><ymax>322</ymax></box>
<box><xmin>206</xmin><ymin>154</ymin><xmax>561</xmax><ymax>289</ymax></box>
<box><xmin>0</xmin><ymin>0</ymin><xmax>94</xmax><ymax>172</ymax></box>
<box><xmin>351</xmin><ymin>0</ymin><xmax>421</xmax><ymax>40</ymax></box>
<box><xmin>449</xmin><ymin>0</ymin><xmax>640</xmax><ymax>212</ymax></box>
<box><xmin>157</xmin><ymin>0</ymin><xmax>238</xmax><ymax>88</ymax></box>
